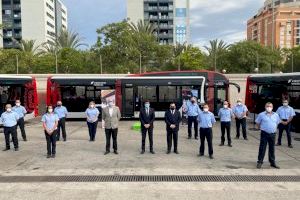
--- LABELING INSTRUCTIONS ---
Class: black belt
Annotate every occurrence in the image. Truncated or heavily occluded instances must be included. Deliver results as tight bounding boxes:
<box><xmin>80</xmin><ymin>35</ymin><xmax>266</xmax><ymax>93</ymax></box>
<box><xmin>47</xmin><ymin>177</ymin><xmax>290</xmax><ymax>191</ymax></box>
<box><xmin>282</xmin><ymin>119</ymin><xmax>288</xmax><ymax>122</ymax></box>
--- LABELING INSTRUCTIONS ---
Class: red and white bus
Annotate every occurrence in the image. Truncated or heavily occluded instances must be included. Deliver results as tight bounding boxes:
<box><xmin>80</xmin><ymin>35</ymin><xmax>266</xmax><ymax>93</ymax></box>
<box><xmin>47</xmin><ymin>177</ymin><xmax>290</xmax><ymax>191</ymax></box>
<box><xmin>47</xmin><ymin>71</ymin><xmax>240</xmax><ymax>118</ymax></box>
<box><xmin>245</xmin><ymin>73</ymin><xmax>300</xmax><ymax>133</ymax></box>
<box><xmin>0</xmin><ymin>75</ymin><xmax>39</xmax><ymax>120</ymax></box>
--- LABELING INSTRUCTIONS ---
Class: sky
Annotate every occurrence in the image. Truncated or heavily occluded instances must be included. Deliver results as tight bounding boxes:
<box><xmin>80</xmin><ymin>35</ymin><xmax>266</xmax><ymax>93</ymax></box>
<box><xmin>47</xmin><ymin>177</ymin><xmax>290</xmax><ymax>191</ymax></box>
<box><xmin>63</xmin><ymin>0</ymin><xmax>265</xmax><ymax>48</ymax></box>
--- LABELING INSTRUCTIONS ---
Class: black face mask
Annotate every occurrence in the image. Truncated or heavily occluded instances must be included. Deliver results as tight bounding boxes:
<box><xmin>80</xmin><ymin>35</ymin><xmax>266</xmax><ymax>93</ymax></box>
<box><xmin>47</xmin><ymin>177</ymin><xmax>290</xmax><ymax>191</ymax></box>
<box><xmin>170</xmin><ymin>107</ymin><xmax>175</xmax><ymax>110</ymax></box>
<box><xmin>191</xmin><ymin>100</ymin><xmax>195</xmax><ymax>103</ymax></box>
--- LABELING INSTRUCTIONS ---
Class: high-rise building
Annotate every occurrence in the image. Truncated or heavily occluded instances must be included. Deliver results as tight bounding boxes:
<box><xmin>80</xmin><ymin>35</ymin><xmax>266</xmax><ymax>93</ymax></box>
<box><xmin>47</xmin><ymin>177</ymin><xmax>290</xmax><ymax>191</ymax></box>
<box><xmin>0</xmin><ymin>0</ymin><xmax>68</xmax><ymax>49</ymax></box>
<box><xmin>127</xmin><ymin>0</ymin><xmax>190</xmax><ymax>45</ymax></box>
<box><xmin>247</xmin><ymin>0</ymin><xmax>300</xmax><ymax>49</ymax></box>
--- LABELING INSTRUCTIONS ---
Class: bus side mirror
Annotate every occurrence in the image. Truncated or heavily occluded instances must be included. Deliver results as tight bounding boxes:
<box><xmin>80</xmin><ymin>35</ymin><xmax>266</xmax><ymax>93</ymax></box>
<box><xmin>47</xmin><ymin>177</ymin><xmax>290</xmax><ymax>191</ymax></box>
<box><xmin>229</xmin><ymin>82</ymin><xmax>241</xmax><ymax>93</ymax></box>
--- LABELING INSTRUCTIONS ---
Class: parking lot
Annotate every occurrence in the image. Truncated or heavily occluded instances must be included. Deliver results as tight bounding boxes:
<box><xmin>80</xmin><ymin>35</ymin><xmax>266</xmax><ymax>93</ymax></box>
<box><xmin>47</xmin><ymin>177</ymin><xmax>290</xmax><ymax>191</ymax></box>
<box><xmin>0</xmin><ymin>119</ymin><xmax>300</xmax><ymax>200</ymax></box>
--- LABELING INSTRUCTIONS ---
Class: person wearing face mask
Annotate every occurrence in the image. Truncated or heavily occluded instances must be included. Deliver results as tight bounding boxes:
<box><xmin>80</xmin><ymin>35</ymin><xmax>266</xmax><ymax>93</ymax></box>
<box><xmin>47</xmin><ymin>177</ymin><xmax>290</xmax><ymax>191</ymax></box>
<box><xmin>186</xmin><ymin>97</ymin><xmax>201</xmax><ymax>140</ymax></box>
<box><xmin>139</xmin><ymin>100</ymin><xmax>155</xmax><ymax>154</ymax></box>
<box><xmin>256</xmin><ymin>102</ymin><xmax>281</xmax><ymax>169</ymax></box>
<box><xmin>276</xmin><ymin>99</ymin><xmax>296</xmax><ymax>148</ymax></box>
<box><xmin>233</xmin><ymin>99</ymin><xmax>248</xmax><ymax>140</ymax></box>
<box><xmin>0</xmin><ymin>104</ymin><xmax>19</xmax><ymax>151</ymax></box>
<box><xmin>102</xmin><ymin>100</ymin><xmax>121</xmax><ymax>155</ymax></box>
<box><xmin>85</xmin><ymin>101</ymin><xmax>99</xmax><ymax>142</ymax></box>
<box><xmin>12</xmin><ymin>100</ymin><xmax>27</xmax><ymax>141</ymax></box>
<box><xmin>54</xmin><ymin>101</ymin><xmax>68</xmax><ymax>142</ymax></box>
<box><xmin>165</xmin><ymin>103</ymin><xmax>182</xmax><ymax>154</ymax></box>
<box><xmin>198</xmin><ymin>104</ymin><xmax>216</xmax><ymax>159</ymax></box>
<box><xmin>41</xmin><ymin>106</ymin><xmax>59</xmax><ymax>158</ymax></box>
<box><xmin>218</xmin><ymin>101</ymin><xmax>234</xmax><ymax>147</ymax></box>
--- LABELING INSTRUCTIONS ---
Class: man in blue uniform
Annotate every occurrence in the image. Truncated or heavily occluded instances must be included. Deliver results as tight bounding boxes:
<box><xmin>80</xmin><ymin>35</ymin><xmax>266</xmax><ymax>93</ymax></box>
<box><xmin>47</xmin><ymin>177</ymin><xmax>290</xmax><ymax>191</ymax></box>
<box><xmin>276</xmin><ymin>99</ymin><xmax>296</xmax><ymax>148</ymax></box>
<box><xmin>12</xmin><ymin>100</ymin><xmax>27</xmax><ymax>141</ymax></box>
<box><xmin>1</xmin><ymin>104</ymin><xmax>19</xmax><ymax>151</ymax></box>
<box><xmin>218</xmin><ymin>101</ymin><xmax>234</xmax><ymax>147</ymax></box>
<box><xmin>256</xmin><ymin>102</ymin><xmax>281</xmax><ymax>169</ymax></box>
<box><xmin>233</xmin><ymin>99</ymin><xmax>248</xmax><ymax>140</ymax></box>
<box><xmin>198</xmin><ymin>104</ymin><xmax>216</xmax><ymax>159</ymax></box>
<box><xmin>186</xmin><ymin>97</ymin><xmax>201</xmax><ymax>140</ymax></box>
<box><xmin>54</xmin><ymin>101</ymin><xmax>68</xmax><ymax>141</ymax></box>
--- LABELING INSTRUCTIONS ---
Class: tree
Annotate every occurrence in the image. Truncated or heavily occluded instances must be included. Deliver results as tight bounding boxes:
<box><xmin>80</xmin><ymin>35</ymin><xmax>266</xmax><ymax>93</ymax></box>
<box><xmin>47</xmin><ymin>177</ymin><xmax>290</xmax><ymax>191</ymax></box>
<box><xmin>204</xmin><ymin>39</ymin><xmax>229</xmax><ymax>71</ymax></box>
<box><xmin>128</xmin><ymin>20</ymin><xmax>155</xmax><ymax>34</ymax></box>
<box><xmin>283</xmin><ymin>47</ymin><xmax>300</xmax><ymax>72</ymax></box>
<box><xmin>180</xmin><ymin>46</ymin><xmax>206</xmax><ymax>70</ymax></box>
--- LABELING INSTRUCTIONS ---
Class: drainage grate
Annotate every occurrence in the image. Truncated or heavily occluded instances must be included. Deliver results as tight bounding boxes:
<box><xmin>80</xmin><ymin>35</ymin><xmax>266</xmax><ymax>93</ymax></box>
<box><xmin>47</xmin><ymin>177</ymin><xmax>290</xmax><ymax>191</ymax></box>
<box><xmin>0</xmin><ymin>175</ymin><xmax>299</xmax><ymax>183</ymax></box>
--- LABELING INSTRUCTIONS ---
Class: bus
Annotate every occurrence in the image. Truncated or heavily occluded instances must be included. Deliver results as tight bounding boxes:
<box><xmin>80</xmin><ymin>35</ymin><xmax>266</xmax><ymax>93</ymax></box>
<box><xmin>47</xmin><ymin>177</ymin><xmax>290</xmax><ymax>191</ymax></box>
<box><xmin>47</xmin><ymin>71</ymin><xmax>240</xmax><ymax>118</ymax></box>
<box><xmin>0</xmin><ymin>75</ymin><xmax>39</xmax><ymax>120</ymax></box>
<box><xmin>245</xmin><ymin>73</ymin><xmax>300</xmax><ymax>133</ymax></box>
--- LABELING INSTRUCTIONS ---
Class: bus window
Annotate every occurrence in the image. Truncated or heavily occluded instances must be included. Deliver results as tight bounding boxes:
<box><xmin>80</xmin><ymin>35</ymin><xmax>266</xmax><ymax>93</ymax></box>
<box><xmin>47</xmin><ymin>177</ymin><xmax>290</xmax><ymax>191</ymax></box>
<box><xmin>215</xmin><ymin>87</ymin><xmax>226</xmax><ymax>114</ymax></box>
<box><xmin>137</xmin><ymin>86</ymin><xmax>156</xmax><ymax>102</ymax></box>
<box><xmin>288</xmin><ymin>85</ymin><xmax>300</xmax><ymax>109</ymax></box>
<box><xmin>159</xmin><ymin>86</ymin><xmax>179</xmax><ymax>102</ymax></box>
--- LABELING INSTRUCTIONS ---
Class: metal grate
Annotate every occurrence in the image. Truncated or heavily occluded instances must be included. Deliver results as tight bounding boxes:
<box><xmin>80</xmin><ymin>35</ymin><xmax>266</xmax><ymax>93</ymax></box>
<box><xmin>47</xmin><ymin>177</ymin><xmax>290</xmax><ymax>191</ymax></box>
<box><xmin>0</xmin><ymin>175</ymin><xmax>299</xmax><ymax>183</ymax></box>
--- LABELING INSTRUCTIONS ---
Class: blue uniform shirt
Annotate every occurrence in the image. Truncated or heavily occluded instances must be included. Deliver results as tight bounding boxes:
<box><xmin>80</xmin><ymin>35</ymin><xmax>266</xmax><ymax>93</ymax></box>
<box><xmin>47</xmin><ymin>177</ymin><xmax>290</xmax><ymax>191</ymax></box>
<box><xmin>233</xmin><ymin>104</ymin><xmax>248</xmax><ymax>118</ymax></box>
<box><xmin>276</xmin><ymin>106</ymin><xmax>296</xmax><ymax>120</ymax></box>
<box><xmin>255</xmin><ymin>111</ymin><xmax>281</xmax><ymax>134</ymax></box>
<box><xmin>85</xmin><ymin>108</ymin><xmax>99</xmax><ymax>122</ymax></box>
<box><xmin>186</xmin><ymin>101</ymin><xmax>201</xmax><ymax>117</ymax></box>
<box><xmin>54</xmin><ymin>106</ymin><xmax>68</xmax><ymax>119</ymax></box>
<box><xmin>198</xmin><ymin>111</ymin><xmax>216</xmax><ymax>128</ymax></box>
<box><xmin>218</xmin><ymin>108</ymin><xmax>233</xmax><ymax>122</ymax></box>
<box><xmin>41</xmin><ymin>113</ymin><xmax>59</xmax><ymax>130</ymax></box>
<box><xmin>0</xmin><ymin>111</ymin><xmax>19</xmax><ymax>127</ymax></box>
<box><xmin>12</xmin><ymin>105</ymin><xmax>27</xmax><ymax>118</ymax></box>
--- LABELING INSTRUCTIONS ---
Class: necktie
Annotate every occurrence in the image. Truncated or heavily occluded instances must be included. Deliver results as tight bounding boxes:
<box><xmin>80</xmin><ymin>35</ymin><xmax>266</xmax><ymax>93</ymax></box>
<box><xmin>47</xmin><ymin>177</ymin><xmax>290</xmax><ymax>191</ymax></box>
<box><xmin>147</xmin><ymin>109</ymin><xmax>149</xmax><ymax>116</ymax></box>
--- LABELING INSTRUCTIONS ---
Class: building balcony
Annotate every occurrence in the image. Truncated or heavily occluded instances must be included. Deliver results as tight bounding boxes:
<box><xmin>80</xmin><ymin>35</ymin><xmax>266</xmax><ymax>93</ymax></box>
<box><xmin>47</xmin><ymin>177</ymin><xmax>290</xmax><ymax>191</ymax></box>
<box><xmin>158</xmin><ymin>33</ymin><xmax>173</xmax><ymax>38</ymax></box>
<box><xmin>13</xmin><ymin>4</ymin><xmax>21</xmax><ymax>10</ymax></box>
<box><xmin>159</xmin><ymin>24</ymin><xmax>173</xmax><ymax>29</ymax></box>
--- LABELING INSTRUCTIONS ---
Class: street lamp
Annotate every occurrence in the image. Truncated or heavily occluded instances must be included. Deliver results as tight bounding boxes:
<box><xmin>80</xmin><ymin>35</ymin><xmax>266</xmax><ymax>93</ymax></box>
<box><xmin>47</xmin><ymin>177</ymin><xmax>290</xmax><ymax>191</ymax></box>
<box><xmin>254</xmin><ymin>67</ymin><xmax>259</xmax><ymax>73</ymax></box>
<box><xmin>55</xmin><ymin>51</ymin><xmax>58</xmax><ymax>74</ymax></box>
<box><xmin>222</xmin><ymin>69</ymin><xmax>227</xmax><ymax>74</ymax></box>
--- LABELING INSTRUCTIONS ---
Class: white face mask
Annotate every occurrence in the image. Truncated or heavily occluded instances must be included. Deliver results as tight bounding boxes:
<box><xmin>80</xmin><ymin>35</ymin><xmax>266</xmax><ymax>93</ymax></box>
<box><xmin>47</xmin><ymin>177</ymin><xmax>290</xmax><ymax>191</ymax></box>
<box><xmin>224</xmin><ymin>105</ymin><xmax>228</xmax><ymax>108</ymax></box>
<box><xmin>90</xmin><ymin>105</ymin><xmax>95</xmax><ymax>108</ymax></box>
<box><xmin>203</xmin><ymin>108</ymin><xmax>209</xmax><ymax>112</ymax></box>
<box><xmin>283</xmin><ymin>103</ymin><xmax>288</xmax><ymax>106</ymax></box>
<box><xmin>48</xmin><ymin>109</ymin><xmax>53</xmax><ymax>113</ymax></box>
<box><xmin>16</xmin><ymin>103</ymin><xmax>20</xmax><ymax>106</ymax></box>
<box><xmin>266</xmin><ymin>107</ymin><xmax>273</xmax><ymax>113</ymax></box>
<box><xmin>108</xmin><ymin>102</ymin><xmax>114</xmax><ymax>107</ymax></box>
<box><xmin>6</xmin><ymin>108</ymin><xmax>11</xmax><ymax>112</ymax></box>
<box><xmin>237</xmin><ymin>102</ymin><xmax>242</xmax><ymax>106</ymax></box>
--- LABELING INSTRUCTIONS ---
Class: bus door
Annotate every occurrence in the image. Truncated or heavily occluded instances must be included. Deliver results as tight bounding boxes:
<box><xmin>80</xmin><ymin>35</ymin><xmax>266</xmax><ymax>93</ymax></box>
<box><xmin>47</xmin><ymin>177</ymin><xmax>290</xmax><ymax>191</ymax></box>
<box><xmin>123</xmin><ymin>85</ymin><xmax>134</xmax><ymax>117</ymax></box>
<box><xmin>214</xmin><ymin>83</ymin><xmax>226</xmax><ymax>116</ymax></box>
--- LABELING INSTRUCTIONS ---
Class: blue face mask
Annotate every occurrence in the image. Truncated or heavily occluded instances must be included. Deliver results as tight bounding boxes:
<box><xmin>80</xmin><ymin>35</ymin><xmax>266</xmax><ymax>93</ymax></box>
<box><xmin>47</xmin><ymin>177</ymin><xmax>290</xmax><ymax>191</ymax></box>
<box><xmin>145</xmin><ymin>104</ymin><xmax>150</xmax><ymax>108</ymax></box>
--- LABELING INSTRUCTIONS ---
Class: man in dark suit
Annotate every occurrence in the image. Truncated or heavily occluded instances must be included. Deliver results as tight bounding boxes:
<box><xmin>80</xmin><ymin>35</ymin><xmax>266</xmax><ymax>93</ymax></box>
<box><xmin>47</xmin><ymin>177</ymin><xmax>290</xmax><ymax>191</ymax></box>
<box><xmin>139</xmin><ymin>100</ymin><xmax>155</xmax><ymax>154</ymax></box>
<box><xmin>165</xmin><ymin>102</ymin><xmax>182</xmax><ymax>154</ymax></box>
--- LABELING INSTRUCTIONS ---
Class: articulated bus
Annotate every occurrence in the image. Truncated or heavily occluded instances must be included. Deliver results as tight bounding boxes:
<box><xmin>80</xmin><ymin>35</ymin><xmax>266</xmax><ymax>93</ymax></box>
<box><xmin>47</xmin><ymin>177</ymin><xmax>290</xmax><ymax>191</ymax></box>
<box><xmin>47</xmin><ymin>71</ymin><xmax>240</xmax><ymax>118</ymax></box>
<box><xmin>245</xmin><ymin>73</ymin><xmax>300</xmax><ymax>133</ymax></box>
<box><xmin>0</xmin><ymin>75</ymin><xmax>39</xmax><ymax>120</ymax></box>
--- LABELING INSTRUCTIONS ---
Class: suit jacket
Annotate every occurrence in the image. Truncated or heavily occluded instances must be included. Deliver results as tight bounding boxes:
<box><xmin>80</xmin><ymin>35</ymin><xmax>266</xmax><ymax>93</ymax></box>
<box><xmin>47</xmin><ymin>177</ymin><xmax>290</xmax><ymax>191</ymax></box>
<box><xmin>139</xmin><ymin>107</ymin><xmax>155</xmax><ymax>129</ymax></box>
<box><xmin>102</xmin><ymin>106</ymin><xmax>121</xmax><ymax>129</ymax></box>
<box><xmin>165</xmin><ymin>109</ymin><xmax>182</xmax><ymax>132</ymax></box>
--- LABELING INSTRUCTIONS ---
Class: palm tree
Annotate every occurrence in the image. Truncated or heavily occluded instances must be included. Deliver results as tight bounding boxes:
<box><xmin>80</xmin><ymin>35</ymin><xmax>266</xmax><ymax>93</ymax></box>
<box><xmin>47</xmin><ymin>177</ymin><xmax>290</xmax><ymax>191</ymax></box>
<box><xmin>19</xmin><ymin>39</ymin><xmax>40</xmax><ymax>55</ymax></box>
<box><xmin>43</xmin><ymin>29</ymin><xmax>87</xmax><ymax>53</ymax></box>
<box><xmin>204</xmin><ymin>39</ymin><xmax>230</xmax><ymax>71</ymax></box>
<box><xmin>128</xmin><ymin>19</ymin><xmax>156</xmax><ymax>34</ymax></box>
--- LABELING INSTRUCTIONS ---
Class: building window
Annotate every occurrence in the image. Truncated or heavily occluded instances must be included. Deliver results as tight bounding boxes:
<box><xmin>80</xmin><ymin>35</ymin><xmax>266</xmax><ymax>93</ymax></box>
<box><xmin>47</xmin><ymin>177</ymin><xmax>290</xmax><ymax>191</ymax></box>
<box><xmin>47</xmin><ymin>21</ymin><xmax>55</xmax><ymax>28</ymax></box>
<box><xmin>46</xmin><ymin>3</ymin><xmax>54</xmax><ymax>11</ymax></box>
<box><xmin>46</xmin><ymin>12</ymin><xmax>54</xmax><ymax>20</ymax></box>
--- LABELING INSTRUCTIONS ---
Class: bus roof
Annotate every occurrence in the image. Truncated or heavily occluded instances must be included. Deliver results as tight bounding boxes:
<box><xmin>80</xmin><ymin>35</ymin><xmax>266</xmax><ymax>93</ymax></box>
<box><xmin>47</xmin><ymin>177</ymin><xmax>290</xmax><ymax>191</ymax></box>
<box><xmin>248</xmin><ymin>73</ymin><xmax>300</xmax><ymax>84</ymax></box>
<box><xmin>249</xmin><ymin>72</ymin><xmax>300</xmax><ymax>78</ymax></box>
<box><xmin>0</xmin><ymin>75</ymin><xmax>33</xmax><ymax>85</ymax></box>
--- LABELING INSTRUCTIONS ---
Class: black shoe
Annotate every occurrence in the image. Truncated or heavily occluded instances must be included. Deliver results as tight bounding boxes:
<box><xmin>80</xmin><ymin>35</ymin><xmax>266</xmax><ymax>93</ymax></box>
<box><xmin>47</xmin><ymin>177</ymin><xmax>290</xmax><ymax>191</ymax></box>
<box><xmin>141</xmin><ymin>150</ymin><xmax>145</xmax><ymax>154</ymax></box>
<box><xmin>15</xmin><ymin>148</ymin><xmax>19</xmax><ymax>151</ymax></box>
<box><xmin>187</xmin><ymin>137</ymin><xmax>191</xmax><ymax>139</ymax></box>
<box><xmin>228</xmin><ymin>144</ymin><xmax>232</xmax><ymax>147</ymax></box>
<box><xmin>198</xmin><ymin>153</ymin><xmax>204</xmax><ymax>157</ymax></box>
<box><xmin>276</xmin><ymin>143</ymin><xmax>281</xmax><ymax>146</ymax></box>
<box><xmin>57</xmin><ymin>138</ymin><xmax>60</xmax><ymax>141</ymax></box>
<box><xmin>235</xmin><ymin>136</ymin><xmax>239</xmax><ymax>139</ymax></box>
<box><xmin>209</xmin><ymin>155</ymin><xmax>214</xmax><ymax>159</ymax></box>
<box><xmin>257</xmin><ymin>163</ymin><xmax>262</xmax><ymax>169</ymax></box>
<box><xmin>167</xmin><ymin>150</ymin><xmax>171</xmax><ymax>154</ymax></box>
<box><xmin>3</xmin><ymin>148</ymin><xmax>10</xmax><ymax>151</ymax></box>
<box><xmin>288</xmin><ymin>145</ymin><xmax>293</xmax><ymax>148</ymax></box>
<box><xmin>23</xmin><ymin>138</ymin><xmax>27</xmax><ymax>142</ymax></box>
<box><xmin>114</xmin><ymin>151</ymin><xmax>119</xmax><ymax>155</ymax></box>
<box><xmin>104</xmin><ymin>151</ymin><xmax>110</xmax><ymax>155</ymax></box>
<box><xmin>195</xmin><ymin>137</ymin><xmax>198</xmax><ymax>140</ymax></box>
<box><xmin>89</xmin><ymin>139</ymin><xmax>93</xmax><ymax>142</ymax></box>
<box><xmin>150</xmin><ymin>150</ymin><xmax>155</xmax><ymax>154</ymax></box>
<box><xmin>244</xmin><ymin>138</ymin><xmax>248</xmax><ymax>141</ymax></box>
<box><xmin>174</xmin><ymin>151</ymin><xmax>179</xmax><ymax>154</ymax></box>
<box><xmin>270</xmin><ymin>164</ymin><xmax>280</xmax><ymax>169</ymax></box>
<box><xmin>47</xmin><ymin>155</ymin><xmax>51</xmax><ymax>158</ymax></box>
<box><xmin>219</xmin><ymin>143</ymin><xmax>224</xmax><ymax>146</ymax></box>
<box><xmin>51</xmin><ymin>154</ymin><xmax>56</xmax><ymax>158</ymax></box>
<box><xmin>63</xmin><ymin>138</ymin><xmax>67</xmax><ymax>142</ymax></box>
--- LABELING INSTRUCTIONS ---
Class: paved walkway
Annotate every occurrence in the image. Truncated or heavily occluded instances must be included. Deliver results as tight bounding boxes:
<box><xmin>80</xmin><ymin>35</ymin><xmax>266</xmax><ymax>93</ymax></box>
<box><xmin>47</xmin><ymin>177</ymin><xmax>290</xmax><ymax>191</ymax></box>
<box><xmin>0</xmin><ymin>119</ymin><xmax>299</xmax><ymax>199</ymax></box>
